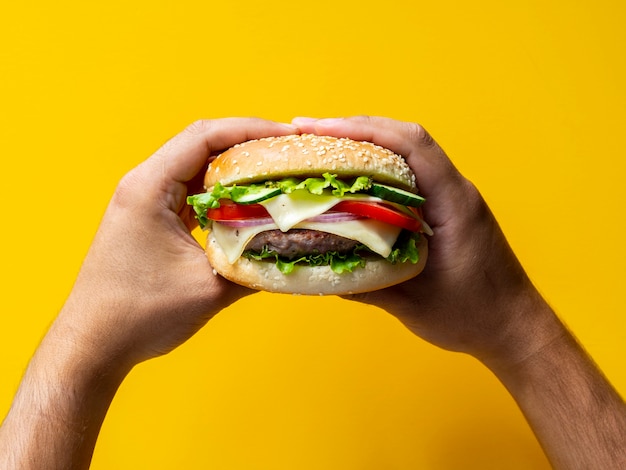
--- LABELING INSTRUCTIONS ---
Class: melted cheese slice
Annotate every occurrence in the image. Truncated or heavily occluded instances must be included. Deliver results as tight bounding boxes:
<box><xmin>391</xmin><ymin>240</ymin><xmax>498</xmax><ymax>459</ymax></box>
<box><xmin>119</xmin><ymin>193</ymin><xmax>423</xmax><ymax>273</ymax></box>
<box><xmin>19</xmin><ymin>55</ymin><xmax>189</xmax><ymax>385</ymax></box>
<box><xmin>259</xmin><ymin>192</ymin><xmax>342</xmax><ymax>231</ymax></box>
<box><xmin>211</xmin><ymin>219</ymin><xmax>401</xmax><ymax>264</ymax></box>
<box><xmin>259</xmin><ymin>190</ymin><xmax>386</xmax><ymax>232</ymax></box>
<box><xmin>211</xmin><ymin>190</ymin><xmax>404</xmax><ymax>264</ymax></box>
<box><xmin>212</xmin><ymin>221</ymin><xmax>278</xmax><ymax>264</ymax></box>
<box><xmin>296</xmin><ymin>219</ymin><xmax>401</xmax><ymax>257</ymax></box>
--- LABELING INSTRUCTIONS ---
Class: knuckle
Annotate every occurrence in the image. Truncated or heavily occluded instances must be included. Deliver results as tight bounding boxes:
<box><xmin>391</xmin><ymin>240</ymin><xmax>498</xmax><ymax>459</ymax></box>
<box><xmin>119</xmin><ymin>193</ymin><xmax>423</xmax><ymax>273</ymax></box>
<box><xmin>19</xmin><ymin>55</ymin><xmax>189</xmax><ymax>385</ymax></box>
<box><xmin>460</xmin><ymin>178</ymin><xmax>489</xmax><ymax>217</ymax></box>
<box><xmin>349</xmin><ymin>115</ymin><xmax>375</xmax><ymax>126</ymax></box>
<box><xmin>111</xmin><ymin>169</ymin><xmax>146</xmax><ymax>210</ymax></box>
<box><xmin>405</xmin><ymin>122</ymin><xmax>435</xmax><ymax>148</ymax></box>
<box><xmin>183</xmin><ymin>119</ymin><xmax>214</xmax><ymax>136</ymax></box>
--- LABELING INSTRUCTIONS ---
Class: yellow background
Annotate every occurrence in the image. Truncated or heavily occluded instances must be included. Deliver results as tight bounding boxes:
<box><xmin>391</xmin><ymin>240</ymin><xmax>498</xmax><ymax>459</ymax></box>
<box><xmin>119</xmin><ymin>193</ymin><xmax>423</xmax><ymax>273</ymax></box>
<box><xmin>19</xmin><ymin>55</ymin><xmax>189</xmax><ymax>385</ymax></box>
<box><xmin>1</xmin><ymin>1</ymin><xmax>625</xmax><ymax>468</ymax></box>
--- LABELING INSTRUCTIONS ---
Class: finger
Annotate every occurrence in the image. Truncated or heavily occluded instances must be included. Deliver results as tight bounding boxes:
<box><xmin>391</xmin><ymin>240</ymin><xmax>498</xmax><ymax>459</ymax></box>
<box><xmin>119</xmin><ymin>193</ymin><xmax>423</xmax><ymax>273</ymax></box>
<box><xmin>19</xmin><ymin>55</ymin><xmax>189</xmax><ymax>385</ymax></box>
<box><xmin>155</xmin><ymin>118</ymin><xmax>299</xmax><ymax>185</ymax></box>
<box><xmin>293</xmin><ymin>116</ymin><xmax>430</xmax><ymax>158</ymax></box>
<box><xmin>292</xmin><ymin>116</ymin><xmax>463</xmax><ymax>198</ymax></box>
<box><xmin>124</xmin><ymin>118</ymin><xmax>297</xmax><ymax>214</ymax></box>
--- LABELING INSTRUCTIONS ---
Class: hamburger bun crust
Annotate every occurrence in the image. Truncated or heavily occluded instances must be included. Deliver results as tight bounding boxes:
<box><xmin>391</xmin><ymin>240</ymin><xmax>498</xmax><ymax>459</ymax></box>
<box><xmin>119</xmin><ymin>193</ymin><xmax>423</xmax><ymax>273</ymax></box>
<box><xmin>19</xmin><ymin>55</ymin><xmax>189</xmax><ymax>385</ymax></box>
<box><xmin>205</xmin><ymin>134</ymin><xmax>417</xmax><ymax>191</ymax></box>
<box><xmin>205</xmin><ymin>229</ymin><xmax>428</xmax><ymax>295</ymax></box>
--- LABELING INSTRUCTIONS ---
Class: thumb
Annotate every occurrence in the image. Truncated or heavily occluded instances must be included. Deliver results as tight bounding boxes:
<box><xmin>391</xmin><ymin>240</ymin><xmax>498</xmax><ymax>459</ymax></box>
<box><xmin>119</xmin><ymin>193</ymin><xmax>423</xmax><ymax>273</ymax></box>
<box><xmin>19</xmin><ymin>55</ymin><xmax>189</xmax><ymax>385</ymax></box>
<box><xmin>137</xmin><ymin>118</ymin><xmax>298</xmax><ymax>210</ymax></box>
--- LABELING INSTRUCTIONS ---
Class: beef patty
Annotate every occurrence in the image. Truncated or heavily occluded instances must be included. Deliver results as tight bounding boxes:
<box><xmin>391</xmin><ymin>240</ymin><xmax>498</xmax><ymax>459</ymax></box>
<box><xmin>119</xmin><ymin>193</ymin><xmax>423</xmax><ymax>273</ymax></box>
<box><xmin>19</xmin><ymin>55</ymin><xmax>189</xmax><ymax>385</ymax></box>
<box><xmin>245</xmin><ymin>229</ymin><xmax>359</xmax><ymax>259</ymax></box>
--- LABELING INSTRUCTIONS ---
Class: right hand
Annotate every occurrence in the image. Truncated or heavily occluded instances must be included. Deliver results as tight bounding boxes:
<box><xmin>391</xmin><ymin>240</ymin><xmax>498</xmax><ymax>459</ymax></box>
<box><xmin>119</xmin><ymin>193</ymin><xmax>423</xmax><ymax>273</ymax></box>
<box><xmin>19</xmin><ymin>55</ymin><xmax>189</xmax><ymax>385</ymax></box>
<box><xmin>293</xmin><ymin>116</ymin><xmax>561</xmax><ymax>367</ymax></box>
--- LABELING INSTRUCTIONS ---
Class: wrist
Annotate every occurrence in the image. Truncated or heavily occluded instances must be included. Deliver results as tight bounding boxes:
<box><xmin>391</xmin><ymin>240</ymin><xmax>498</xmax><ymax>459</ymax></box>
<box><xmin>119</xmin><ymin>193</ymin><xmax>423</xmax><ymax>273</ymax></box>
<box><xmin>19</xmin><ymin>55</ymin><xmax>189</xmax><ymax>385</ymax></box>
<box><xmin>476</xmin><ymin>287</ymin><xmax>566</xmax><ymax>375</ymax></box>
<box><xmin>29</xmin><ymin>313</ymin><xmax>132</xmax><ymax>421</ymax></box>
<box><xmin>54</xmin><ymin>291</ymin><xmax>140</xmax><ymax>374</ymax></box>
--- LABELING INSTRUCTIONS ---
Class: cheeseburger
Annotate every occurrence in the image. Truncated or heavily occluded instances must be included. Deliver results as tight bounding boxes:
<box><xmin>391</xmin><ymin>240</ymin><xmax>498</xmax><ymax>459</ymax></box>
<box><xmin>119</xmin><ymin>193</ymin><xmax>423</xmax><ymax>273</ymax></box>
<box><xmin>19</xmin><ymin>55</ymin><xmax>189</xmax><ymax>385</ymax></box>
<box><xmin>187</xmin><ymin>134</ymin><xmax>431</xmax><ymax>295</ymax></box>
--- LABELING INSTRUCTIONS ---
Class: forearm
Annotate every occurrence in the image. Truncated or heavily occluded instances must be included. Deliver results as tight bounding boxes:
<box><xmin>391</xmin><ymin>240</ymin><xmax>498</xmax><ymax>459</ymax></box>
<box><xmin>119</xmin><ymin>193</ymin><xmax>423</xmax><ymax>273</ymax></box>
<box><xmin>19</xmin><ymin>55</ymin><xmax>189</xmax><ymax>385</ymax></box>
<box><xmin>486</xmin><ymin>305</ymin><xmax>626</xmax><ymax>469</ymax></box>
<box><xmin>0</xmin><ymin>311</ymin><xmax>130</xmax><ymax>470</ymax></box>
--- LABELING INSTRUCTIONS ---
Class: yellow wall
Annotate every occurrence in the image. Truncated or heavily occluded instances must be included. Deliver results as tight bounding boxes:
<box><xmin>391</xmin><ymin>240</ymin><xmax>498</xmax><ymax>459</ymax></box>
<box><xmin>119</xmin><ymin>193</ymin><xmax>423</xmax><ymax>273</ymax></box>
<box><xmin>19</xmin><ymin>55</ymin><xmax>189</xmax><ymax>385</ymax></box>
<box><xmin>1</xmin><ymin>1</ymin><xmax>625</xmax><ymax>468</ymax></box>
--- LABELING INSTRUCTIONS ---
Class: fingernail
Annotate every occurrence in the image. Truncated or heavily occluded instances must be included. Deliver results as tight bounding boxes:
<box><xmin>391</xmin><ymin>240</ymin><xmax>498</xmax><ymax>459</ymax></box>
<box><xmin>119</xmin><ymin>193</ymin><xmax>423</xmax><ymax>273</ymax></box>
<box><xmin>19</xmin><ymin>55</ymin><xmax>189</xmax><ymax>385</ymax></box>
<box><xmin>292</xmin><ymin>117</ymin><xmax>318</xmax><ymax>126</ymax></box>
<box><xmin>315</xmin><ymin>117</ymin><xmax>344</xmax><ymax>126</ymax></box>
<box><xmin>278</xmin><ymin>122</ymin><xmax>299</xmax><ymax>131</ymax></box>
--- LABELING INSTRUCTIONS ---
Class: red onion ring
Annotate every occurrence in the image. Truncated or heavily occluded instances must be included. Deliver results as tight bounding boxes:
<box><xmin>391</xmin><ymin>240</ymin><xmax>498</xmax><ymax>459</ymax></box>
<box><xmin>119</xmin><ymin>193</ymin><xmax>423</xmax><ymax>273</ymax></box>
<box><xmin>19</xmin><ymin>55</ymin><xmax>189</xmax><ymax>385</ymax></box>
<box><xmin>214</xmin><ymin>211</ymin><xmax>363</xmax><ymax>228</ymax></box>
<box><xmin>304</xmin><ymin>211</ymin><xmax>364</xmax><ymax>223</ymax></box>
<box><xmin>214</xmin><ymin>217</ymin><xmax>275</xmax><ymax>228</ymax></box>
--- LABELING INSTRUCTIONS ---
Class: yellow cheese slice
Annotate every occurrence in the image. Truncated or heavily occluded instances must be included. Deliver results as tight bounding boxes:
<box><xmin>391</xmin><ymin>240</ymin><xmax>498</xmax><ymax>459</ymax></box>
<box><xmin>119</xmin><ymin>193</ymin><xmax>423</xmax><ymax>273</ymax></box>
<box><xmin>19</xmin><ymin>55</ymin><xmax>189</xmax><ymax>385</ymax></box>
<box><xmin>259</xmin><ymin>189</ymin><xmax>387</xmax><ymax>232</ymax></box>
<box><xmin>211</xmin><ymin>190</ymin><xmax>405</xmax><ymax>264</ymax></box>
<box><xmin>212</xmin><ymin>221</ymin><xmax>278</xmax><ymax>263</ymax></box>
<box><xmin>211</xmin><ymin>218</ymin><xmax>400</xmax><ymax>264</ymax></box>
<box><xmin>259</xmin><ymin>191</ymin><xmax>340</xmax><ymax>231</ymax></box>
<box><xmin>296</xmin><ymin>219</ymin><xmax>401</xmax><ymax>258</ymax></box>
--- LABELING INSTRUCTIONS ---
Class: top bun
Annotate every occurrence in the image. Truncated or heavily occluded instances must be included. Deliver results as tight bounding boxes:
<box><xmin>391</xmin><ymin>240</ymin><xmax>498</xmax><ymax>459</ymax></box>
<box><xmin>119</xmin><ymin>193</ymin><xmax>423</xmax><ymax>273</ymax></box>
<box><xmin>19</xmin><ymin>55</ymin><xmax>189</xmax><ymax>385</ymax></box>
<box><xmin>204</xmin><ymin>134</ymin><xmax>417</xmax><ymax>191</ymax></box>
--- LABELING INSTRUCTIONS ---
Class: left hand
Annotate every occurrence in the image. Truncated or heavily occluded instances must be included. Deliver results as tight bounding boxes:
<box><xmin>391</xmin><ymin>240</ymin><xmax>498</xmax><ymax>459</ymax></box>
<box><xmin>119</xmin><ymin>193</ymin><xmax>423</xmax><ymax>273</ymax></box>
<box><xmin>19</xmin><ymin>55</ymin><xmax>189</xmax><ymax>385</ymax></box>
<box><xmin>56</xmin><ymin>118</ymin><xmax>298</xmax><ymax>369</ymax></box>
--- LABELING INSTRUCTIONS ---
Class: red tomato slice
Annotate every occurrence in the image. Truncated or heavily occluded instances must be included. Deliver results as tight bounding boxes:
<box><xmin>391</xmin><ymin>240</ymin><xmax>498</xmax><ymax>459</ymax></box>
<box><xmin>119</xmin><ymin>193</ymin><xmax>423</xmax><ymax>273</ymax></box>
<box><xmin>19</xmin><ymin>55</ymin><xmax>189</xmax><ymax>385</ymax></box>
<box><xmin>207</xmin><ymin>199</ymin><xmax>422</xmax><ymax>232</ymax></box>
<box><xmin>207</xmin><ymin>200</ymin><xmax>269</xmax><ymax>220</ymax></box>
<box><xmin>333</xmin><ymin>201</ymin><xmax>422</xmax><ymax>232</ymax></box>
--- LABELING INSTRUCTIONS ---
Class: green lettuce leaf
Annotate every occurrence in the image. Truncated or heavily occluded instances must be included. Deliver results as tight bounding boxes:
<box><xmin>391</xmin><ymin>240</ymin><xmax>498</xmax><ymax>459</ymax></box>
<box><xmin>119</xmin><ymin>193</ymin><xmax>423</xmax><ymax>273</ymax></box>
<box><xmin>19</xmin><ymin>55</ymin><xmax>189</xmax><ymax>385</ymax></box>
<box><xmin>269</xmin><ymin>173</ymin><xmax>372</xmax><ymax>196</ymax></box>
<box><xmin>185</xmin><ymin>194</ymin><xmax>212</xmax><ymax>229</ymax></box>
<box><xmin>243</xmin><ymin>244</ymin><xmax>368</xmax><ymax>275</ymax></box>
<box><xmin>387</xmin><ymin>232</ymin><xmax>421</xmax><ymax>264</ymax></box>
<box><xmin>187</xmin><ymin>174</ymin><xmax>374</xmax><ymax>228</ymax></box>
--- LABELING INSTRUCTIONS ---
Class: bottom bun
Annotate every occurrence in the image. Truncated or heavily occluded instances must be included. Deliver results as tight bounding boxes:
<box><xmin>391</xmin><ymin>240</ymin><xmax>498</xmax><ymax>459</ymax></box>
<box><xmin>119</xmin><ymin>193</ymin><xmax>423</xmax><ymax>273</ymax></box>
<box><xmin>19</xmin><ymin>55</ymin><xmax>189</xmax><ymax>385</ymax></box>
<box><xmin>205</xmin><ymin>230</ymin><xmax>428</xmax><ymax>295</ymax></box>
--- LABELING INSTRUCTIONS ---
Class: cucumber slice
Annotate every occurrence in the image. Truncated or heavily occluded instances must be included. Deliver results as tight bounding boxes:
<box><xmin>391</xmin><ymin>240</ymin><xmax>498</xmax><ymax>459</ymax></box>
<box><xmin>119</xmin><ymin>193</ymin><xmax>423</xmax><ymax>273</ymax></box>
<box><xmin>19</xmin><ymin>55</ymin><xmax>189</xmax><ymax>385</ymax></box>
<box><xmin>230</xmin><ymin>186</ymin><xmax>282</xmax><ymax>204</ymax></box>
<box><xmin>367</xmin><ymin>183</ymin><xmax>425</xmax><ymax>207</ymax></box>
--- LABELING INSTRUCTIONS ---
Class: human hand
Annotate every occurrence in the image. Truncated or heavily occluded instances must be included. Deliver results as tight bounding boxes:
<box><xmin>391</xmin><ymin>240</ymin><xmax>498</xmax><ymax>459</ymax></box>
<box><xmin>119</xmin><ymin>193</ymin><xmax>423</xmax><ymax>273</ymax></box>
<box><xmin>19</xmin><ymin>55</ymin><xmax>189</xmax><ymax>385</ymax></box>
<box><xmin>292</xmin><ymin>116</ymin><xmax>560</xmax><ymax>367</ymax></box>
<box><xmin>0</xmin><ymin>118</ymin><xmax>300</xmax><ymax>469</ymax></box>
<box><xmin>56</xmin><ymin>118</ymin><xmax>298</xmax><ymax>369</ymax></box>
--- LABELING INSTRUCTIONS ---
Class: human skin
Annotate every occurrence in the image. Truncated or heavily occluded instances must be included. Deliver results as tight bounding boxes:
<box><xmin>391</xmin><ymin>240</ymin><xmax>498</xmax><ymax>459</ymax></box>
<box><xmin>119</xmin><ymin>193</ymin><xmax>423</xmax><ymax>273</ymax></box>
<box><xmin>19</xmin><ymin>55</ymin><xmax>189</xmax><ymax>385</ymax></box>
<box><xmin>0</xmin><ymin>118</ymin><xmax>298</xmax><ymax>470</ymax></box>
<box><xmin>293</xmin><ymin>116</ymin><xmax>626</xmax><ymax>470</ymax></box>
<box><xmin>1</xmin><ymin>115</ymin><xmax>624</xmax><ymax>469</ymax></box>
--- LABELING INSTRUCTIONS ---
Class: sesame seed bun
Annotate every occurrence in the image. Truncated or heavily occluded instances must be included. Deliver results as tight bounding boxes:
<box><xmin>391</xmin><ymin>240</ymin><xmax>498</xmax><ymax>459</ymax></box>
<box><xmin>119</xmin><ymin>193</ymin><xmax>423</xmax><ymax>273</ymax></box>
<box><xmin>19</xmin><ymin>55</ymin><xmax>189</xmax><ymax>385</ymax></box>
<box><xmin>204</xmin><ymin>134</ymin><xmax>417</xmax><ymax>191</ymax></box>
<box><xmin>205</xmin><ymin>229</ymin><xmax>428</xmax><ymax>295</ymax></box>
<box><xmin>200</xmin><ymin>134</ymin><xmax>427</xmax><ymax>295</ymax></box>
